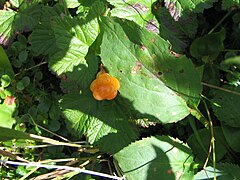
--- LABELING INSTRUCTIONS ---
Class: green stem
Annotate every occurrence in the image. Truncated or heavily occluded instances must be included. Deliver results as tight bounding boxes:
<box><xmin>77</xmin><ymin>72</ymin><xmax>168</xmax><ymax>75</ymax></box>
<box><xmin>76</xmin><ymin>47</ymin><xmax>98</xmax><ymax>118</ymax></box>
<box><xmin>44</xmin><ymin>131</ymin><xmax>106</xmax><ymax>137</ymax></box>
<box><xmin>202</xmin><ymin>100</ymin><xmax>216</xmax><ymax>180</ymax></box>
<box><xmin>208</xmin><ymin>10</ymin><xmax>232</xmax><ymax>34</ymax></box>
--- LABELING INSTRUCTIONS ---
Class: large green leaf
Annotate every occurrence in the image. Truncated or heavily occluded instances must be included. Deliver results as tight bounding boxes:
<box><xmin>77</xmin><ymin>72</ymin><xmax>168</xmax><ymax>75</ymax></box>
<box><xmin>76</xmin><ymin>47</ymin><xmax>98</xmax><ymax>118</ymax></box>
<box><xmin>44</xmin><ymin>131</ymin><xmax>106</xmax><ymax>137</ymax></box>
<box><xmin>60</xmin><ymin>92</ymin><xmax>138</xmax><ymax>153</ymax></box>
<box><xmin>211</xmin><ymin>85</ymin><xmax>240</xmax><ymax>127</ymax></box>
<box><xmin>109</xmin><ymin>0</ymin><xmax>159</xmax><ymax>33</ymax></box>
<box><xmin>48</xmin><ymin>6</ymin><xmax>100</xmax><ymax>75</ymax></box>
<box><xmin>100</xmin><ymin>17</ymin><xmax>201</xmax><ymax>123</ymax></box>
<box><xmin>114</xmin><ymin>136</ymin><xmax>194</xmax><ymax>180</ymax></box>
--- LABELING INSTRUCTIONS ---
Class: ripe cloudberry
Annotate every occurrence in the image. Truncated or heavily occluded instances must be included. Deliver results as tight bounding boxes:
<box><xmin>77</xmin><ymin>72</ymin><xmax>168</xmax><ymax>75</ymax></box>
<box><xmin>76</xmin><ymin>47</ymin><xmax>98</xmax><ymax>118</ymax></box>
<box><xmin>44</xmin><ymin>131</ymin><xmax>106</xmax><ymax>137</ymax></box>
<box><xmin>90</xmin><ymin>73</ymin><xmax>120</xmax><ymax>100</ymax></box>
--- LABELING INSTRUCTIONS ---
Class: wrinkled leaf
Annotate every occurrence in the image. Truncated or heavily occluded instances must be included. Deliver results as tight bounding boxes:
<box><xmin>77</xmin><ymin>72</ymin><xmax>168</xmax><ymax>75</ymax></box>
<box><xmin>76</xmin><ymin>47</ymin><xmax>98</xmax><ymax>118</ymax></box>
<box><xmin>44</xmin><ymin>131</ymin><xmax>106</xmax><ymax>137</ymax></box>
<box><xmin>114</xmin><ymin>136</ymin><xmax>194</xmax><ymax>180</ymax></box>
<box><xmin>49</xmin><ymin>8</ymin><xmax>99</xmax><ymax>75</ymax></box>
<box><xmin>61</xmin><ymin>92</ymin><xmax>138</xmax><ymax>153</ymax></box>
<box><xmin>28</xmin><ymin>6</ymin><xmax>59</xmax><ymax>56</ymax></box>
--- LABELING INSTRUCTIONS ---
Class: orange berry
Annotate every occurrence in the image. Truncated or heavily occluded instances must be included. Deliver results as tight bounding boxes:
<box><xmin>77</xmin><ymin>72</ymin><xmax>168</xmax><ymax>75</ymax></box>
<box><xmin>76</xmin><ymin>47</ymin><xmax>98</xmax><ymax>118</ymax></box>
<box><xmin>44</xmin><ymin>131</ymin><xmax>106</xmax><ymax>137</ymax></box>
<box><xmin>110</xmin><ymin>77</ymin><xmax>120</xmax><ymax>90</ymax></box>
<box><xmin>90</xmin><ymin>72</ymin><xmax>120</xmax><ymax>101</ymax></box>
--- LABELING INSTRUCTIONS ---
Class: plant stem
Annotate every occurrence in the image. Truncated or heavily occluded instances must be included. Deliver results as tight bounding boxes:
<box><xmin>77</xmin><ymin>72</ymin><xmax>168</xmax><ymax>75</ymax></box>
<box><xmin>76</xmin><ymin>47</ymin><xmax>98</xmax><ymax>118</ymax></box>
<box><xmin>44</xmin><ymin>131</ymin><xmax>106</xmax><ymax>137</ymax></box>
<box><xmin>208</xmin><ymin>10</ymin><xmax>232</xmax><ymax>34</ymax></box>
<box><xmin>1</xmin><ymin>160</ymin><xmax>125</xmax><ymax>180</ymax></box>
<box><xmin>202</xmin><ymin>100</ymin><xmax>216</xmax><ymax>180</ymax></box>
<box><xmin>201</xmin><ymin>82</ymin><xmax>240</xmax><ymax>96</ymax></box>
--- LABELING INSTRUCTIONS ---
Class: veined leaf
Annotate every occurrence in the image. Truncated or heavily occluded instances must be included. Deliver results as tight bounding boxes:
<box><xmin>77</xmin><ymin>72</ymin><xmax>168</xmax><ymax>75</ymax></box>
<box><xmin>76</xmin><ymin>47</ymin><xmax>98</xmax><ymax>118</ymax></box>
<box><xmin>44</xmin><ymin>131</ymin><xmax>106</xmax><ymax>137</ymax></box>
<box><xmin>29</xmin><ymin>4</ymin><xmax>67</xmax><ymax>56</ymax></box>
<box><xmin>100</xmin><ymin>17</ymin><xmax>201</xmax><ymax>123</ymax></box>
<box><xmin>49</xmin><ymin>8</ymin><xmax>99</xmax><ymax>75</ymax></box>
<box><xmin>0</xmin><ymin>10</ymin><xmax>16</xmax><ymax>46</ymax></box>
<box><xmin>109</xmin><ymin>0</ymin><xmax>159</xmax><ymax>33</ymax></box>
<box><xmin>114</xmin><ymin>136</ymin><xmax>194</xmax><ymax>180</ymax></box>
<box><xmin>0</xmin><ymin>3</ymin><xmax>41</xmax><ymax>46</ymax></box>
<box><xmin>61</xmin><ymin>92</ymin><xmax>138</xmax><ymax>153</ymax></box>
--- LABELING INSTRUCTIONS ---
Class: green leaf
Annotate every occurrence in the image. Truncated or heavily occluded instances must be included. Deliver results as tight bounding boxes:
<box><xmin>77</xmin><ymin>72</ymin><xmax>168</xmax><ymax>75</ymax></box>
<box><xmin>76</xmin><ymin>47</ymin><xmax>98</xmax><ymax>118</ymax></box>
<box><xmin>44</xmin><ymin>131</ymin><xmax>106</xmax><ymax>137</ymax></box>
<box><xmin>64</xmin><ymin>0</ymin><xmax>80</xmax><ymax>8</ymax></box>
<box><xmin>211</xmin><ymin>85</ymin><xmax>240</xmax><ymax>127</ymax></box>
<box><xmin>114</xmin><ymin>136</ymin><xmax>194</xmax><ymax>180</ymax></box>
<box><xmin>187</xmin><ymin>127</ymin><xmax>228</xmax><ymax>163</ymax></box>
<box><xmin>221</xmin><ymin>124</ymin><xmax>240</xmax><ymax>153</ymax></box>
<box><xmin>109</xmin><ymin>0</ymin><xmax>159</xmax><ymax>33</ymax></box>
<box><xmin>9</xmin><ymin>0</ymin><xmax>24</xmax><ymax>8</ymax></box>
<box><xmin>0</xmin><ymin>3</ymin><xmax>41</xmax><ymax>46</ymax></box>
<box><xmin>100</xmin><ymin>17</ymin><xmax>202</xmax><ymax>123</ymax></box>
<box><xmin>0</xmin><ymin>9</ymin><xmax>16</xmax><ymax>46</ymax></box>
<box><xmin>0</xmin><ymin>102</ymin><xmax>16</xmax><ymax>128</ymax></box>
<box><xmin>0</xmin><ymin>74</ymin><xmax>11</xmax><ymax>88</ymax></box>
<box><xmin>222</xmin><ymin>1</ymin><xmax>240</xmax><ymax>10</ymax></box>
<box><xmin>28</xmin><ymin>5</ymin><xmax>60</xmax><ymax>56</ymax></box>
<box><xmin>221</xmin><ymin>55</ymin><xmax>240</xmax><ymax>67</ymax></box>
<box><xmin>190</xmin><ymin>29</ymin><xmax>226</xmax><ymax>62</ymax></box>
<box><xmin>49</xmin><ymin>9</ymin><xmax>99</xmax><ymax>75</ymax></box>
<box><xmin>0</xmin><ymin>127</ymin><xmax>31</xmax><ymax>141</ymax></box>
<box><xmin>18</xmin><ymin>50</ymin><xmax>28</xmax><ymax>62</ymax></box>
<box><xmin>61</xmin><ymin>92</ymin><xmax>138</xmax><ymax>153</ymax></box>
<box><xmin>194</xmin><ymin>163</ymin><xmax>240</xmax><ymax>180</ymax></box>
<box><xmin>0</xmin><ymin>46</ymin><xmax>14</xmax><ymax>78</ymax></box>
<box><xmin>152</xmin><ymin>4</ymin><xmax>198</xmax><ymax>52</ymax></box>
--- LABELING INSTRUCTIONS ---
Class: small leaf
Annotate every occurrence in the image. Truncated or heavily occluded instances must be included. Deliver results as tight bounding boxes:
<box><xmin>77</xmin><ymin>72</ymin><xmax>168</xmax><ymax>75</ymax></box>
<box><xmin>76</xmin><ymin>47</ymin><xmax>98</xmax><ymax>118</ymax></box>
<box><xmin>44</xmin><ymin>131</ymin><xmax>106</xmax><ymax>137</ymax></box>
<box><xmin>18</xmin><ymin>50</ymin><xmax>28</xmax><ymax>63</ymax></box>
<box><xmin>190</xmin><ymin>29</ymin><xmax>226</xmax><ymax>61</ymax></box>
<box><xmin>114</xmin><ymin>136</ymin><xmax>194</xmax><ymax>180</ymax></box>
<box><xmin>1</xmin><ymin>74</ymin><xmax>11</xmax><ymax>88</ymax></box>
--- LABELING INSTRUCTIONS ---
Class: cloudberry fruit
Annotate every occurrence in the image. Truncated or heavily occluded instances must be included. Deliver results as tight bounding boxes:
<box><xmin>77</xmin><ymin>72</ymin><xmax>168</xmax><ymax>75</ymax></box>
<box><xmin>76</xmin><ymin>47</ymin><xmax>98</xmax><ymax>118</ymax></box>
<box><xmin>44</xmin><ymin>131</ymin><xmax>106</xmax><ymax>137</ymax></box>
<box><xmin>90</xmin><ymin>73</ymin><xmax>120</xmax><ymax>100</ymax></box>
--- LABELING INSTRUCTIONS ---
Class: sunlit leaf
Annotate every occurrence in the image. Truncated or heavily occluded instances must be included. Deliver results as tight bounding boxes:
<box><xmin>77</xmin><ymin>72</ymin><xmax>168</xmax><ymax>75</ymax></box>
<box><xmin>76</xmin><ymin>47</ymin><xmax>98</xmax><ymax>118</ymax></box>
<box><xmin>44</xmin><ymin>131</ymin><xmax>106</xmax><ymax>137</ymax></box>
<box><xmin>114</xmin><ymin>136</ymin><xmax>194</xmax><ymax>180</ymax></box>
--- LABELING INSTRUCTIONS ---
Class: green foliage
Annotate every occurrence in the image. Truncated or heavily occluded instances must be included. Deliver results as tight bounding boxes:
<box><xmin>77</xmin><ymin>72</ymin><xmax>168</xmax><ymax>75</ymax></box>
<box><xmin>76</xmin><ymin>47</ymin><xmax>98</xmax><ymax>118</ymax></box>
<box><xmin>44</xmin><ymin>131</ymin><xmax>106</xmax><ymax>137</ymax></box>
<box><xmin>0</xmin><ymin>0</ymin><xmax>240</xmax><ymax>179</ymax></box>
<box><xmin>114</xmin><ymin>136</ymin><xmax>194</xmax><ymax>179</ymax></box>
